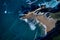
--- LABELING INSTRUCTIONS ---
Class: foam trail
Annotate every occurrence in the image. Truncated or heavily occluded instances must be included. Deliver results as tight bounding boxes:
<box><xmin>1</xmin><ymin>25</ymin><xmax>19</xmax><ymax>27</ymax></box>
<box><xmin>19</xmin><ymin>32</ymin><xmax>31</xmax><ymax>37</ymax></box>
<box><xmin>26</xmin><ymin>0</ymin><xmax>38</xmax><ymax>5</ymax></box>
<box><xmin>34</xmin><ymin>31</ymin><xmax>38</xmax><ymax>40</ymax></box>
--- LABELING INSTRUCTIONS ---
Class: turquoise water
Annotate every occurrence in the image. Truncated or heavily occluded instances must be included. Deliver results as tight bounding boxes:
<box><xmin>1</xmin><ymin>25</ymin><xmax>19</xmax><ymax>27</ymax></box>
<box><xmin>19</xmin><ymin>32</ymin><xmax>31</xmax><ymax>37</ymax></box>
<box><xmin>0</xmin><ymin>0</ymin><xmax>59</xmax><ymax>40</ymax></box>
<box><xmin>0</xmin><ymin>14</ymin><xmax>45</xmax><ymax>40</ymax></box>
<box><xmin>2</xmin><ymin>0</ymin><xmax>58</xmax><ymax>13</ymax></box>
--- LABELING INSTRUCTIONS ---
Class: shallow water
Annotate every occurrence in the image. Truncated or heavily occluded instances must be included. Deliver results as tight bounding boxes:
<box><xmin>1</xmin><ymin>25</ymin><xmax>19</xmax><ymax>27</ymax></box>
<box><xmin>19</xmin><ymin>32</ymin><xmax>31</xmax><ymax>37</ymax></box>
<box><xmin>0</xmin><ymin>14</ymin><xmax>46</xmax><ymax>40</ymax></box>
<box><xmin>0</xmin><ymin>0</ymin><xmax>59</xmax><ymax>40</ymax></box>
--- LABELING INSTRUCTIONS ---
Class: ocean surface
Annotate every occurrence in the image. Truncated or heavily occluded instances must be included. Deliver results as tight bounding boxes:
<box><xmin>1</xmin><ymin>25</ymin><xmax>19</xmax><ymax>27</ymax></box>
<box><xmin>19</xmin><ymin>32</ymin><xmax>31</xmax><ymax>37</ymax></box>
<box><xmin>0</xmin><ymin>0</ymin><xmax>59</xmax><ymax>40</ymax></box>
<box><xmin>0</xmin><ymin>14</ymin><xmax>46</xmax><ymax>40</ymax></box>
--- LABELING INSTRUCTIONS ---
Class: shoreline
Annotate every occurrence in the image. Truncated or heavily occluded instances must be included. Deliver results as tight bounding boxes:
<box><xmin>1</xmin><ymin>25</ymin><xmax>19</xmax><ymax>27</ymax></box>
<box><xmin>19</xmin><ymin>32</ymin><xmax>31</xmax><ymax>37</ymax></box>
<box><xmin>40</xmin><ymin>22</ymin><xmax>47</xmax><ymax>36</ymax></box>
<box><xmin>20</xmin><ymin>11</ymin><xmax>56</xmax><ymax>32</ymax></box>
<box><xmin>20</xmin><ymin>17</ymin><xmax>47</xmax><ymax>36</ymax></box>
<box><xmin>35</xmin><ymin>18</ymin><xmax>47</xmax><ymax>36</ymax></box>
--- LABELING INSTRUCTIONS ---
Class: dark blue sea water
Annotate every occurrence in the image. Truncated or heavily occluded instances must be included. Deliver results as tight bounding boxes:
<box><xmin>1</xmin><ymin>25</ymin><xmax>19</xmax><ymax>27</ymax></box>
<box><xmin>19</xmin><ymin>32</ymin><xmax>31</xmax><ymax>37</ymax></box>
<box><xmin>0</xmin><ymin>14</ymin><xmax>46</xmax><ymax>40</ymax></box>
<box><xmin>0</xmin><ymin>0</ymin><xmax>59</xmax><ymax>40</ymax></box>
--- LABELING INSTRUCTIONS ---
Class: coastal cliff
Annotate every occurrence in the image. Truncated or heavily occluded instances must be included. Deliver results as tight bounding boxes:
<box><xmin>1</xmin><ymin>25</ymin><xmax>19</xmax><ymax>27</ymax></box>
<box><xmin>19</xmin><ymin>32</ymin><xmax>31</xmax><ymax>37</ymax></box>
<box><xmin>20</xmin><ymin>11</ymin><xmax>56</xmax><ymax>32</ymax></box>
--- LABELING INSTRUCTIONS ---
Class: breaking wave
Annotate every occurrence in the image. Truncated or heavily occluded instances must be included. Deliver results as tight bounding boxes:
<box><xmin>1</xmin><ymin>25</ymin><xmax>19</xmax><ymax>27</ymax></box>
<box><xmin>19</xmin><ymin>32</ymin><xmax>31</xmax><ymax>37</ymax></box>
<box><xmin>28</xmin><ymin>22</ymin><xmax>36</xmax><ymax>30</ymax></box>
<box><xmin>20</xmin><ymin>18</ymin><xmax>36</xmax><ymax>30</ymax></box>
<box><xmin>20</xmin><ymin>18</ymin><xmax>47</xmax><ymax>37</ymax></box>
<box><xmin>26</xmin><ymin>0</ymin><xmax>38</xmax><ymax>4</ymax></box>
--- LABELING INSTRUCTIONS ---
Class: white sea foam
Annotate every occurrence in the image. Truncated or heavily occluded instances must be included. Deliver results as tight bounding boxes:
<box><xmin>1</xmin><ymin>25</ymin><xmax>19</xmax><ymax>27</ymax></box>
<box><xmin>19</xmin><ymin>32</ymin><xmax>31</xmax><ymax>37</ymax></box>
<box><xmin>36</xmin><ymin>19</ymin><xmax>40</xmax><ymax>24</ymax></box>
<box><xmin>40</xmin><ymin>22</ymin><xmax>47</xmax><ymax>36</ymax></box>
<box><xmin>20</xmin><ymin>18</ymin><xmax>47</xmax><ymax>36</ymax></box>
<box><xmin>23</xmin><ymin>19</ymin><xmax>28</xmax><ymax>23</ymax></box>
<box><xmin>28</xmin><ymin>22</ymin><xmax>36</xmax><ymax>30</ymax></box>
<box><xmin>20</xmin><ymin>18</ymin><xmax>36</xmax><ymax>31</ymax></box>
<box><xmin>26</xmin><ymin>0</ymin><xmax>37</xmax><ymax>5</ymax></box>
